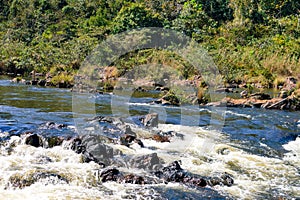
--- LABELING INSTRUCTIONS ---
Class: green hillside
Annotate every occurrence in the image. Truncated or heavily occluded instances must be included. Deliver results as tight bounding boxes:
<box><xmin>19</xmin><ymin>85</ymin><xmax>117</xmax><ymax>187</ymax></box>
<box><xmin>0</xmin><ymin>0</ymin><xmax>299</xmax><ymax>88</ymax></box>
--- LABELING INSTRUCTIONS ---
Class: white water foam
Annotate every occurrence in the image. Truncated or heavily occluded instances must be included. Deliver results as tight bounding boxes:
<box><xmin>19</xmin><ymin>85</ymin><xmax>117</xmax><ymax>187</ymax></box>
<box><xmin>1</xmin><ymin>124</ymin><xmax>299</xmax><ymax>199</ymax></box>
<box><xmin>225</xmin><ymin>110</ymin><xmax>252</xmax><ymax>119</ymax></box>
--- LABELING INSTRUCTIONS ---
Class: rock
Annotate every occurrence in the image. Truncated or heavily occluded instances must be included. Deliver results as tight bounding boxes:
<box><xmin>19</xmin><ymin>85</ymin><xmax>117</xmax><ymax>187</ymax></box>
<box><xmin>154</xmin><ymin>161</ymin><xmax>233</xmax><ymax>188</ymax></box>
<box><xmin>129</xmin><ymin>153</ymin><xmax>164</xmax><ymax>171</ymax></box>
<box><xmin>24</xmin><ymin>133</ymin><xmax>43</xmax><ymax>147</ymax></box>
<box><xmin>39</xmin><ymin>122</ymin><xmax>68</xmax><ymax>129</ymax></box>
<box><xmin>120</xmin><ymin>124</ymin><xmax>136</xmax><ymax>136</ymax></box>
<box><xmin>58</xmin><ymin>81</ymin><xmax>67</xmax><ymax>88</ymax></box>
<box><xmin>220</xmin><ymin>172</ymin><xmax>234</xmax><ymax>186</ymax></box>
<box><xmin>6</xmin><ymin>172</ymin><xmax>68</xmax><ymax>189</ymax></box>
<box><xmin>134</xmin><ymin>86</ymin><xmax>148</xmax><ymax>92</ymax></box>
<box><xmin>152</xmin><ymin>134</ymin><xmax>170</xmax><ymax>143</ymax></box>
<box><xmin>140</xmin><ymin>113</ymin><xmax>159</xmax><ymax>128</ymax></box>
<box><xmin>134</xmin><ymin>138</ymin><xmax>144</xmax><ymax>148</ymax></box>
<box><xmin>160</xmin><ymin>92</ymin><xmax>180</xmax><ymax>106</ymax></box>
<box><xmin>154</xmin><ymin>91</ymin><xmax>180</xmax><ymax>106</ymax></box>
<box><xmin>155</xmin><ymin>86</ymin><xmax>169</xmax><ymax>91</ymax></box>
<box><xmin>99</xmin><ymin>168</ymin><xmax>146</xmax><ymax>185</ymax></box>
<box><xmin>31</xmin><ymin>80</ymin><xmax>38</xmax><ymax>85</ymax></box>
<box><xmin>184</xmin><ymin>176</ymin><xmax>207</xmax><ymax>187</ymax></box>
<box><xmin>79</xmin><ymin>134</ymin><xmax>123</xmax><ymax>166</ymax></box>
<box><xmin>155</xmin><ymin>130</ymin><xmax>184</xmax><ymax>140</ymax></box>
<box><xmin>154</xmin><ymin>161</ymin><xmax>186</xmax><ymax>182</ymax></box>
<box><xmin>122</xmin><ymin>174</ymin><xmax>145</xmax><ymax>184</ymax></box>
<box><xmin>208</xmin><ymin>172</ymin><xmax>234</xmax><ymax>187</ymax></box>
<box><xmin>100</xmin><ymin>168</ymin><xmax>121</xmax><ymax>182</ymax></box>
<box><xmin>38</xmin><ymin>79</ymin><xmax>46</xmax><ymax>86</ymax></box>
<box><xmin>119</xmin><ymin>134</ymin><xmax>136</xmax><ymax>147</ymax></box>
<box><xmin>46</xmin><ymin>136</ymin><xmax>64</xmax><ymax>148</ymax></box>
<box><xmin>70</xmin><ymin>137</ymin><xmax>85</xmax><ymax>154</ymax></box>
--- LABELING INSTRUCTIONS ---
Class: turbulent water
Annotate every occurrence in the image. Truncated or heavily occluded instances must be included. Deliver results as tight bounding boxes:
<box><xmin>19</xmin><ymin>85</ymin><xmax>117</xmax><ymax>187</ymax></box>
<box><xmin>0</xmin><ymin>78</ymin><xmax>299</xmax><ymax>199</ymax></box>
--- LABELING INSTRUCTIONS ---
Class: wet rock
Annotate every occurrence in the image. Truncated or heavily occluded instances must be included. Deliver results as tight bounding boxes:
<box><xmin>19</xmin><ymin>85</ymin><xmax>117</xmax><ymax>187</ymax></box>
<box><xmin>220</xmin><ymin>172</ymin><xmax>234</xmax><ymax>186</ymax></box>
<box><xmin>119</xmin><ymin>134</ymin><xmax>136</xmax><ymax>147</ymax></box>
<box><xmin>38</xmin><ymin>79</ymin><xmax>46</xmax><ymax>86</ymax></box>
<box><xmin>140</xmin><ymin>113</ymin><xmax>159</xmax><ymax>128</ymax></box>
<box><xmin>208</xmin><ymin>172</ymin><xmax>234</xmax><ymax>187</ymax></box>
<box><xmin>24</xmin><ymin>133</ymin><xmax>43</xmax><ymax>147</ymax></box>
<box><xmin>32</xmin><ymin>172</ymin><xmax>69</xmax><ymax>185</ymax></box>
<box><xmin>6</xmin><ymin>172</ymin><xmax>68</xmax><ymax>189</ymax></box>
<box><xmin>99</xmin><ymin>168</ymin><xmax>148</xmax><ymax>185</ymax></box>
<box><xmin>89</xmin><ymin>116</ymin><xmax>124</xmax><ymax>127</ymax></box>
<box><xmin>46</xmin><ymin>136</ymin><xmax>64</xmax><ymax>148</ymax></box>
<box><xmin>134</xmin><ymin>138</ymin><xmax>144</xmax><ymax>148</ymax></box>
<box><xmin>184</xmin><ymin>176</ymin><xmax>207</xmax><ymax>187</ymax></box>
<box><xmin>100</xmin><ymin>168</ymin><xmax>121</xmax><ymax>182</ymax></box>
<box><xmin>119</xmin><ymin>124</ymin><xmax>136</xmax><ymax>136</ymax></box>
<box><xmin>31</xmin><ymin>80</ymin><xmax>38</xmax><ymax>85</ymax></box>
<box><xmin>154</xmin><ymin>161</ymin><xmax>185</xmax><ymax>182</ymax></box>
<box><xmin>70</xmin><ymin>137</ymin><xmax>85</xmax><ymax>153</ymax></box>
<box><xmin>155</xmin><ymin>86</ymin><xmax>169</xmax><ymax>91</ymax></box>
<box><xmin>129</xmin><ymin>153</ymin><xmax>164</xmax><ymax>171</ymax></box>
<box><xmin>39</xmin><ymin>121</ymin><xmax>68</xmax><ymax>129</ymax></box>
<box><xmin>152</xmin><ymin>134</ymin><xmax>170</xmax><ymax>143</ymax></box>
<box><xmin>154</xmin><ymin>161</ymin><xmax>233</xmax><ymax>188</ymax></box>
<box><xmin>155</xmin><ymin>130</ymin><xmax>184</xmax><ymax>140</ymax></box>
<box><xmin>79</xmin><ymin>134</ymin><xmax>123</xmax><ymax>166</ymax></box>
<box><xmin>134</xmin><ymin>86</ymin><xmax>148</xmax><ymax>92</ymax></box>
<box><xmin>122</xmin><ymin>174</ymin><xmax>145</xmax><ymax>184</ymax></box>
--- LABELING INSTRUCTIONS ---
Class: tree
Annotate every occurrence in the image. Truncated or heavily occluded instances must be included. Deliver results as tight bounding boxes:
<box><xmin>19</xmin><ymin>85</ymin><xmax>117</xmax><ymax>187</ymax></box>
<box><xmin>112</xmin><ymin>2</ymin><xmax>163</xmax><ymax>33</ymax></box>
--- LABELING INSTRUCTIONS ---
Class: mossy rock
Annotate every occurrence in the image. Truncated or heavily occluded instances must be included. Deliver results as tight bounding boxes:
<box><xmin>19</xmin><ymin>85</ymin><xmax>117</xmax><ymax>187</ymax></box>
<box><xmin>161</xmin><ymin>92</ymin><xmax>180</xmax><ymax>106</ymax></box>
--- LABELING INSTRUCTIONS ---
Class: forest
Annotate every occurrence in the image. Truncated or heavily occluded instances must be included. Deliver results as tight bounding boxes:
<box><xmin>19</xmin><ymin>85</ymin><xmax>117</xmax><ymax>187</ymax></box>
<box><xmin>0</xmin><ymin>0</ymin><xmax>299</xmax><ymax>88</ymax></box>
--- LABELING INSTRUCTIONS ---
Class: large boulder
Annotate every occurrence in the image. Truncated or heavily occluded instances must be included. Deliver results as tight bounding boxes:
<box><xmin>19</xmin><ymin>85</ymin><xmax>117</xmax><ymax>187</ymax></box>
<box><xmin>70</xmin><ymin>135</ymin><xmax>123</xmax><ymax>167</ymax></box>
<box><xmin>128</xmin><ymin>153</ymin><xmax>164</xmax><ymax>171</ymax></box>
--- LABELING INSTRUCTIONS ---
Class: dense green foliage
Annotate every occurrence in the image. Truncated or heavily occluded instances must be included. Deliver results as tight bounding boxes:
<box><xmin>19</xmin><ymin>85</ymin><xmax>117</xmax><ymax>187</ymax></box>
<box><xmin>0</xmin><ymin>0</ymin><xmax>299</xmax><ymax>87</ymax></box>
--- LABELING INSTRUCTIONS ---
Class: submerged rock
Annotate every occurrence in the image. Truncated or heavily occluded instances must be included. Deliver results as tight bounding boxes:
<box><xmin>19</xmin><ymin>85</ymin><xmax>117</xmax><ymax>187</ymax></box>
<box><xmin>6</xmin><ymin>172</ymin><xmax>68</xmax><ymax>189</ymax></box>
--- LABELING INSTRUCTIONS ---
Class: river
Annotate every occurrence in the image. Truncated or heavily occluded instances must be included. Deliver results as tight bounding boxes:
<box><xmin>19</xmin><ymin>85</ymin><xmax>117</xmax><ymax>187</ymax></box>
<box><xmin>0</xmin><ymin>78</ymin><xmax>299</xmax><ymax>199</ymax></box>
